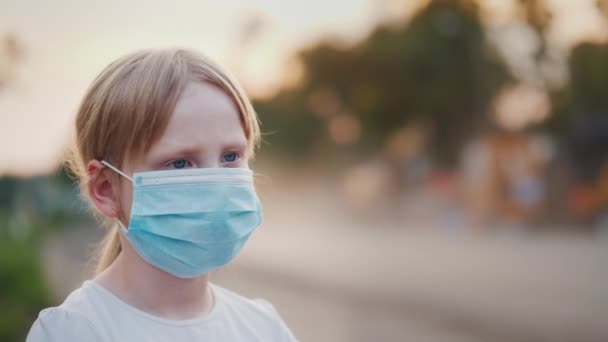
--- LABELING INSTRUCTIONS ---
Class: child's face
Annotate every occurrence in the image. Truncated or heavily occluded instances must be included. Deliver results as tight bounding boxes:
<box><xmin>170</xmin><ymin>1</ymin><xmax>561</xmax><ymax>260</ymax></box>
<box><xmin>117</xmin><ymin>81</ymin><xmax>249</xmax><ymax>221</ymax></box>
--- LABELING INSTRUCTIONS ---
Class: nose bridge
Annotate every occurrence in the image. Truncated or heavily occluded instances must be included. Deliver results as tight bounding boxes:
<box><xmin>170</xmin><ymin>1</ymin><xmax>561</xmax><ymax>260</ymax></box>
<box><xmin>199</xmin><ymin>153</ymin><xmax>220</xmax><ymax>168</ymax></box>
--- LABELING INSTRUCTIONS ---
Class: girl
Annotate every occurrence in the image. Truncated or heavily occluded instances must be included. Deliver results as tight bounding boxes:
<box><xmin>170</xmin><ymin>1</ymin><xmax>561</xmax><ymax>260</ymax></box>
<box><xmin>27</xmin><ymin>48</ymin><xmax>297</xmax><ymax>341</ymax></box>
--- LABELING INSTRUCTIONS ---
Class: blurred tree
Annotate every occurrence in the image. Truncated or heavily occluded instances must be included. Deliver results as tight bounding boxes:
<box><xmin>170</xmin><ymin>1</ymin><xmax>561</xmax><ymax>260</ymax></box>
<box><xmin>0</xmin><ymin>239</ymin><xmax>51</xmax><ymax>342</ymax></box>
<box><xmin>513</xmin><ymin>0</ymin><xmax>567</xmax><ymax>134</ymax></box>
<box><xmin>516</xmin><ymin>0</ymin><xmax>552</xmax><ymax>69</ymax></box>
<box><xmin>550</xmin><ymin>2</ymin><xmax>608</xmax><ymax>183</ymax></box>
<box><xmin>569</xmin><ymin>43</ymin><xmax>608</xmax><ymax>115</ymax></box>
<box><xmin>0</xmin><ymin>33</ymin><xmax>24</xmax><ymax>216</ymax></box>
<box><xmin>0</xmin><ymin>177</ymin><xmax>18</xmax><ymax>211</ymax></box>
<box><xmin>256</xmin><ymin>0</ymin><xmax>511</xmax><ymax>167</ymax></box>
<box><xmin>0</xmin><ymin>34</ymin><xmax>50</xmax><ymax>341</ymax></box>
<box><xmin>566</xmin><ymin>42</ymin><xmax>608</xmax><ymax>181</ymax></box>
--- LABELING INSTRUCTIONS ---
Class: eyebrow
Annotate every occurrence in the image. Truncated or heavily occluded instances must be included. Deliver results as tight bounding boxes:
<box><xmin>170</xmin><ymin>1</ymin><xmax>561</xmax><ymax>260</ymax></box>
<box><xmin>221</xmin><ymin>142</ymin><xmax>248</xmax><ymax>151</ymax></box>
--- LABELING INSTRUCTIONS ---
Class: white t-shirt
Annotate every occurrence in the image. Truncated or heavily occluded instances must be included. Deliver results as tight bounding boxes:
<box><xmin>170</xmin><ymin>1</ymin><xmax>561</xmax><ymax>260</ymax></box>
<box><xmin>27</xmin><ymin>280</ymin><xmax>297</xmax><ymax>341</ymax></box>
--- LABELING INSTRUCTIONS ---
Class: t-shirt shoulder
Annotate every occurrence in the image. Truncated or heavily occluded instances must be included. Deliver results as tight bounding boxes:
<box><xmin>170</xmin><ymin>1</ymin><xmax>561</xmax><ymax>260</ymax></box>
<box><xmin>26</xmin><ymin>306</ymin><xmax>104</xmax><ymax>342</ymax></box>
<box><xmin>211</xmin><ymin>283</ymin><xmax>278</xmax><ymax>319</ymax></box>
<box><xmin>210</xmin><ymin>283</ymin><xmax>297</xmax><ymax>341</ymax></box>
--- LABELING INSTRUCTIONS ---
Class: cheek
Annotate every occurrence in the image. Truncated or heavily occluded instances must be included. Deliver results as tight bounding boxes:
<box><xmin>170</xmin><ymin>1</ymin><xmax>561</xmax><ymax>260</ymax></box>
<box><xmin>240</xmin><ymin>158</ymin><xmax>250</xmax><ymax>168</ymax></box>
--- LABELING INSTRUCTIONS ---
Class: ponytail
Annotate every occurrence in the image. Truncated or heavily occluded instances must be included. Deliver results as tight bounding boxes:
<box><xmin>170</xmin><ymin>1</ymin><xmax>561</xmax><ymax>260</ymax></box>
<box><xmin>95</xmin><ymin>225</ymin><xmax>122</xmax><ymax>274</ymax></box>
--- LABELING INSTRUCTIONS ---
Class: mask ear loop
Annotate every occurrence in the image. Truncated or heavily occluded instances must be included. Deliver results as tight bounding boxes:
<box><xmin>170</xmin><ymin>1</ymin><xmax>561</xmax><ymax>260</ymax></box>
<box><xmin>101</xmin><ymin>160</ymin><xmax>133</xmax><ymax>182</ymax></box>
<box><xmin>100</xmin><ymin>160</ymin><xmax>132</xmax><ymax>233</ymax></box>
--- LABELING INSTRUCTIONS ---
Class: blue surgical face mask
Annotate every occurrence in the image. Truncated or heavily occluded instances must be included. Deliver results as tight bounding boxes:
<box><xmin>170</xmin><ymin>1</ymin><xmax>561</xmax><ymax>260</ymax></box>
<box><xmin>101</xmin><ymin>161</ymin><xmax>263</xmax><ymax>278</ymax></box>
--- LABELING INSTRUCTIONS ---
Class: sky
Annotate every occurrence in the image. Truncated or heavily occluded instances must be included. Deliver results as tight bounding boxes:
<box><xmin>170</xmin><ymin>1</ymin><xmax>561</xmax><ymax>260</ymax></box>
<box><xmin>0</xmin><ymin>0</ymin><xmax>606</xmax><ymax>176</ymax></box>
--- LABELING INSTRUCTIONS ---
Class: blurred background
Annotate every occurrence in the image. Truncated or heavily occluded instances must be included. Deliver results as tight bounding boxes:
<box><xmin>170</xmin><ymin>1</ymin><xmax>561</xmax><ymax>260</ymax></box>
<box><xmin>1</xmin><ymin>0</ymin><xmax>608</xmax><ymax>341</ymax></box>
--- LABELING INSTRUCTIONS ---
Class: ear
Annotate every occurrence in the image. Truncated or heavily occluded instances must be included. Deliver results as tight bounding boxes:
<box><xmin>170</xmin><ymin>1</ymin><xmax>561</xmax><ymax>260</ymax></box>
<box><xmin>87</xmin><ymin>160</ymin><xmax>120</xmax><ymax>219</ymax></box>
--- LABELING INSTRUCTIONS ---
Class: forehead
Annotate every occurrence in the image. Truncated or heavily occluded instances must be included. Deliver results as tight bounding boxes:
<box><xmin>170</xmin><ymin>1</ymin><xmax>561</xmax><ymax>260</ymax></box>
<box><xmin>146</xmin><ymin>81</ymin><xmax>246</xmax><ymax>158</ymax></box>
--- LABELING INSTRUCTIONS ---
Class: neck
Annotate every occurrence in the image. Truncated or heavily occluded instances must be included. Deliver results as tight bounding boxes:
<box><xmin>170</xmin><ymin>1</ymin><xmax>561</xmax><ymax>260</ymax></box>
<box><xmin>95</xmin><ymin>242</ymin><xmax>213</xmax><ymax>320</ymax></box>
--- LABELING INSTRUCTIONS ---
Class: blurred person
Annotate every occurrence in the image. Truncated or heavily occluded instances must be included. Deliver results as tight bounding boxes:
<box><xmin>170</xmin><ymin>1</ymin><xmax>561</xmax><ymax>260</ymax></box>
<box><xmin>594</xmin><ymin>163</ymin><xmax>608</xmax><ymax>231</ymax></box>
<box><xmin>461</xmin><ymin>132</ymin><xmax>500</xmax><ymax>229</ymax></box>
<box><xmin>27</xmin><ymin>48</ymin><xmax>296</xmax><ymax>341</ymax></box>
<box><xmin>501</xmin><ymin>135</ymin><xmax>546</xmax><ymax>227</ymax></box>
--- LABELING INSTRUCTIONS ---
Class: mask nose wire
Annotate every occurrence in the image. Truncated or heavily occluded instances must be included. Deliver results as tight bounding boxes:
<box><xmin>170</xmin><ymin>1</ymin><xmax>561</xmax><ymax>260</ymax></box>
<box><xmin>101</xmin><ymin>160</ymin><xmax>134</xmax><ymax>183</ymax></box>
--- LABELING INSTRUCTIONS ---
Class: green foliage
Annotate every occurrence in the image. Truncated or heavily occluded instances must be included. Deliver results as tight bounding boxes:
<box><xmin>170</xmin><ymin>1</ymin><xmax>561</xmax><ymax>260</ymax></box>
<box><xmin>541</xmin><ymin>41</ymin><xmax>608</xmax><ymax>136</ymax></box>
<box><xmin>569</xmin><ymin>42</ymin><xmax>608</xmax><ymax>114</ymax></box>
<box><xmin>0</xmin><ymin>167</ymin><xmax>83</xmax><ymax>340</ymax></box>
<box><xmin>0</xmin><ymin>177</ymin><xmax>18</xmax><ymax>210</ymax></box>
<box><xmin>0</xmin><ymin>238</ymin><xmax>51</xmax><ymax>342</ymax></box>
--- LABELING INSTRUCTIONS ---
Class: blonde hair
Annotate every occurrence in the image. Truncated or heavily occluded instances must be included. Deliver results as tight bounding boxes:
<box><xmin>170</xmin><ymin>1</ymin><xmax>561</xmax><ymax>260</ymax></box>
<box><xmin>65</xmin><ymin>48</ymin><xmax>261</xmax><ymax>275</ymax></box>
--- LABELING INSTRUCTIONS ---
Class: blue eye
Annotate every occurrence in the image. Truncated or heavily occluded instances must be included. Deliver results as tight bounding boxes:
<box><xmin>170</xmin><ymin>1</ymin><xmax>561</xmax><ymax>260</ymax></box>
<box><xmin>170</xmin><ymin>159</ymin><xmax>189</xmax><ymax>169</ymax></box>
<box><xmin>222</xmin><ymin>152</ymin><xmax>239</xmax><ymax>163</ymax></box>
